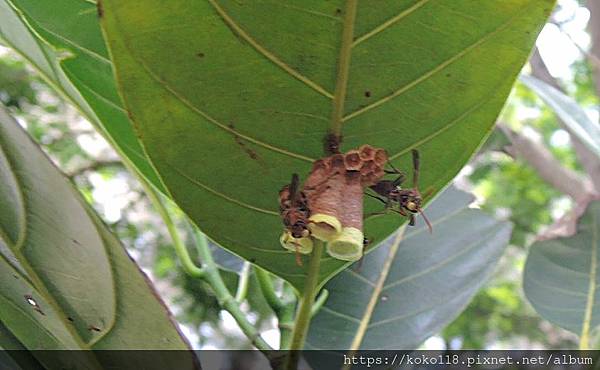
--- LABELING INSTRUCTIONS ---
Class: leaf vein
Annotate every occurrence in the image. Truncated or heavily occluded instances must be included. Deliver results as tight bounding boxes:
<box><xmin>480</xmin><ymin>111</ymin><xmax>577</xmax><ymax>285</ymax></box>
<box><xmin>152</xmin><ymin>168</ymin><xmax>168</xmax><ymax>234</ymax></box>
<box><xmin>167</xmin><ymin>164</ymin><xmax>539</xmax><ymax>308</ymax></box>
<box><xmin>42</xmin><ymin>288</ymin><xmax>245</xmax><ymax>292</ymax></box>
<box><xmin>167</xmin><ymin>163</ymin><xmax>279</xmax><ymax>216</ymax></box>
<box><xmin>134</xmin><ymin>58</ymin><xmax>315</xmax><ymax>163</ymax></box>
<box><xmin>383</xmin><ymin>223</ymin><xmax>503</xmax><ymax>290</ymax></box>
<box><xmin>321</xmin><ymin>306</ymin><xmax>362</xmax><ymax>324</ymax></box>
<box><xmin>343</xmin><ymin>2</ymin><xmax>533</xmax><ymax>122</ymax></box>
<box><xmin>387</xmin><ymin>88</ymin><xmax>496</xmax><ymax>161</ymax></box>
<box><xmin>206</xmin><ymin>0</ymin><xmax>334</xmax><ymax>99</ymax></box>
<box><xmin>352</xmin><ymin>0</ymin><xmax>431</xmax><ymax>46</ymax></box>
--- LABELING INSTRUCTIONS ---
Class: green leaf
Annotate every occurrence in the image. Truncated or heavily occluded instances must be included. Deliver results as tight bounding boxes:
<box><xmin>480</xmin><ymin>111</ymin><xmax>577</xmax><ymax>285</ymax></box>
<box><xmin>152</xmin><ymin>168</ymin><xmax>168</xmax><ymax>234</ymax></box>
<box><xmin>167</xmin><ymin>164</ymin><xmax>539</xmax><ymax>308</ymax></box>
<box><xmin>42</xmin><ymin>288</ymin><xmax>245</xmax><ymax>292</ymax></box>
<box><xmin>523</xmin><ymin>201</ymin><xmax>600</xmax><ymax>340</ymax></box>
<box><xmin>99</xmin><ymin>0</ymin><xmax>553</xmax><ymax>289</ymax></box>
<box><xmin>520</xmin><ymin>74</ymin><xmax>600</xmax><ymax>159</ymax></box>
<box><xmin>0</xmin><ymin>0</ymin><xmax>165</xmax><ymax>192</ymax></box>
<box><xmin>306</xmin><ymin>187</ymin><xmax>512</xmax><ymax>349</ymax></box>
<box><xmin>0</xmin><ymin>323</ymin><xmax>45</xmax><ymax>370</ymax></box>
<box><xmin>0</xmin><ymin>106</ymin><xmax>196</xmax><ymax>363</ymax></box>
<box><xmin>0</xmin><ymin>108</ymin><xmax>116</xmax><ymax>346</ymax></box>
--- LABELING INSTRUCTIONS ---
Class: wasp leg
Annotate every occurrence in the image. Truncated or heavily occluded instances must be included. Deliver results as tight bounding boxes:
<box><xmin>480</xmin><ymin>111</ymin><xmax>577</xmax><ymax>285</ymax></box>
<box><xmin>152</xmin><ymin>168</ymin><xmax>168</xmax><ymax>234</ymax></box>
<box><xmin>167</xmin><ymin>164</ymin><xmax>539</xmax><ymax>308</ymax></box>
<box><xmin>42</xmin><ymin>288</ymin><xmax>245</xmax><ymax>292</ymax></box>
<box><xmin>385</xmin><ymin>159</ymin><xmax>403</xmax><ymax>174</ymax></box>
<box><xmin>364</xmin><ymin>193</ymin><xmax>394</xmax><ymax>217</ymax></box>
<box><xmin>408</xmin><ymin>214</ymin><xmax>416</xmax><ymax>226</ymax></box>
<box><xmin>392</xmin><ymin>174</ymin><xmax>406</xmax><ymax>187</ymax></box>
<box><xmin>364</xmin><ymin>192</ymin><xmax>393</xmax><ymax>208</ymax></box>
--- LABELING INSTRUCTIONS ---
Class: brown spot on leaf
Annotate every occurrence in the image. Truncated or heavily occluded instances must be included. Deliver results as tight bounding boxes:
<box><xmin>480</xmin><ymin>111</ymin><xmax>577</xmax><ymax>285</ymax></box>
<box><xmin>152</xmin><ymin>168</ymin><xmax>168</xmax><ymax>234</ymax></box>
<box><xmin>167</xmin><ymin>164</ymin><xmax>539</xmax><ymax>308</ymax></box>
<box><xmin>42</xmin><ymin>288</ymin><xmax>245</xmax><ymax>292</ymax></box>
<box><xmin>88</xmin><ymin>325</ymin><xmax>102</xmax><ymax>332</ymax></box>
<box><xmin>364</xmin><ymin>91</ymin><xmax>371</xmax><ymax>98</ymax></box>
<box><xmin>97</xmin><ymin>0</ymin><xmax>103</xmax><ymax>18</ymax></box>
<box><xmin>228</xmin><ymin>123</ymin><xmax>260</xmax><ymax>161</ymax></box>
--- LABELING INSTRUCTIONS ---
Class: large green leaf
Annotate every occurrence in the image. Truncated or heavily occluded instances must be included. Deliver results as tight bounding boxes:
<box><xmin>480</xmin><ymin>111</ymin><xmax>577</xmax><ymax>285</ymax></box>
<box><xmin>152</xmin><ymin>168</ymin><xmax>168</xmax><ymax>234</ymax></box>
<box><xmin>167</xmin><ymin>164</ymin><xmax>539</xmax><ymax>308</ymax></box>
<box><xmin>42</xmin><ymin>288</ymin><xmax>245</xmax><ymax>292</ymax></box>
<box><xmin>305</xmin><ymin>187</ymin><xmax>512</xmax><ymax>349</ymax></box>
<box><xmin>0</xmin><ymin>107</ymin><xmax>116</xmax><ymax>346</ymax></box>
<box><xmin>523</xmin><ymin>201</ymin><xmax>600</xmax><ymax>337</ymax></box>
<box><xmin>100</xmin><ymin>0</ymin><xmax>553</xmax><ymax>289</ymax></box>
<box><xmin>520</xmin><ymin>75</ymin><xmax>600</xmax><ymax>159</ymax></box>
<box><xmin>0</xmin><ymin>106</ymin><xmax>196</xmax><ymax>366</ymax></box>
<box><xmin>0</xmin><ymin>0</ymin><xmax>165</xmax><ymax>193</ymax></box>
<box><xmin>0</xmin><ymin>323</ymin><xmax>44</xmax><ymax>370</ymax></box>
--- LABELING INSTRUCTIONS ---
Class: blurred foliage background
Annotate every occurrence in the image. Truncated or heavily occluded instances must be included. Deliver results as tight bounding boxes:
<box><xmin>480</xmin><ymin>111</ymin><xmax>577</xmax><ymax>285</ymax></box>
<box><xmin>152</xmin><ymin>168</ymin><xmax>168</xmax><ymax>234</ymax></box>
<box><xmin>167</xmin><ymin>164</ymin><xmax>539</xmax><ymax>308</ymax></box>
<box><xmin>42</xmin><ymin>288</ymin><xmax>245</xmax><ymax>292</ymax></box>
<box><xmin>1</xmin><ymin>0</ymin><xmax>598</xmax><ymax>350</ymax></box>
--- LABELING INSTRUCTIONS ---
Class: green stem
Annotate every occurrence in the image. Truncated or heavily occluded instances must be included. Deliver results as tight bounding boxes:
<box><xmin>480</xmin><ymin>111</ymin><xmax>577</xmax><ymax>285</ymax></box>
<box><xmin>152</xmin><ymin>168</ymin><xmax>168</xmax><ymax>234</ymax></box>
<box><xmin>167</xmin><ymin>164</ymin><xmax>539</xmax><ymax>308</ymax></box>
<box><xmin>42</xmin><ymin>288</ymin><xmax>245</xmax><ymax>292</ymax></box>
<box><xmin>278</xmin><ymin>283</ymin><xmax>297</xmax><ymax>350</ymax></box>
<box><xmin>256</xmin><ymin>268</ymin><xmax>297</xmax><ymax>350</ymax></box>
<box><xmin>256</xmin><ymin>267</ymin><xmax>285</xmax><ymax>312</ymax></box>
<box><xmin>285</xmin><ymin>240</ymin><xmax>324</xmax><ymax>370</ymax></box>
<box><xmin>141</xmin><ymin>181</ymin><xmax>205</xmax><ymax>278</ymax></box>
<box><xmin>143</xmin><ymin>183</ymin><xmax>272</xmax><ymax>353</ymax></box>
<box><xmin>310</xmin><ymin>289</ymin><xmax>328</xmax><ymax>317</ymax></box>
<box><xmin>193</xmin><ymin>230</ymin><xmax>273</xmax><ymax>352</ymax></box>
<box><xmin>235</xmin><ymin>262</ymin><xmax>251</xmax><ymax>303</ymax></box>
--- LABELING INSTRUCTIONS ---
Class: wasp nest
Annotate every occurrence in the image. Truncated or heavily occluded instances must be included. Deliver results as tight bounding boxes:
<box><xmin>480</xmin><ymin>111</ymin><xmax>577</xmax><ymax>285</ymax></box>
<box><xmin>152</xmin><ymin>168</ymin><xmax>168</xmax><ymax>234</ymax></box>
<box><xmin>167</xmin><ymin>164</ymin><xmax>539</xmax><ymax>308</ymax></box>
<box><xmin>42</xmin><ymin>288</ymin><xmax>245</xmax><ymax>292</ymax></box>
<box><xmin>279</xmin><ymin>145</ymin><xmax>387</xmax><ymax>262</ymax></box>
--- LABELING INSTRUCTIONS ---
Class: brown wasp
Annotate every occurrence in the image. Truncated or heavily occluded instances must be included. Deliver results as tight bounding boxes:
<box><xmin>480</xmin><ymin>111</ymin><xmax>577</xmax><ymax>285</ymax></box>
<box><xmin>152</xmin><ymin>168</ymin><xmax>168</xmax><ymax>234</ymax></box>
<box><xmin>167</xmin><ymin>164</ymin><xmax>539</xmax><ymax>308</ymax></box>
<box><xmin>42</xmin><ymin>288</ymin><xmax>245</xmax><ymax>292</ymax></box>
<box><xmin>367</xmin><ymin>149</ymin><xmax>433</xmax><ymax>232</ymax></box>
<box><xmin>279</xmin><ymin>174</ymin><xmax>311</xmax><ymax>265</ymax></box>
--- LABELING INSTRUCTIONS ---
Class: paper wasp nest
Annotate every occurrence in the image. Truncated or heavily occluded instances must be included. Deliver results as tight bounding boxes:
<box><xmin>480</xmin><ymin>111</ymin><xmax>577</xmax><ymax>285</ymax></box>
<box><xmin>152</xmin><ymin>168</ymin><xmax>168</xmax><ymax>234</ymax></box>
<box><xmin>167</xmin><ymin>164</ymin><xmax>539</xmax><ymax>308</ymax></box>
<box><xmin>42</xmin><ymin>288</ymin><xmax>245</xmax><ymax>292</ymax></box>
<box><xmin>279</xmin><ymin>145</ymin><xmax>387</xmax><ymax>262</ymax></box>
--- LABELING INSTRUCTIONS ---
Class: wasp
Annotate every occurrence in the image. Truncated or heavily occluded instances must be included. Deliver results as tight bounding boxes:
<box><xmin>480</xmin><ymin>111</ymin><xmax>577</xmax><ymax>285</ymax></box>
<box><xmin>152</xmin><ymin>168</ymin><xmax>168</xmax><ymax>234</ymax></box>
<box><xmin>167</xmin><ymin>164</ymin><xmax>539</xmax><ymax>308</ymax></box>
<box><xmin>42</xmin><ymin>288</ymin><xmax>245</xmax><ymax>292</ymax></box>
<box><xmin>367</xmin><ymin>149</ymin><xmax>433</xmax><ymax>232</ymax></box>
<box><xmin>279</xmin><ymin>174</ymin><xmax>311</xmax><ymax>265</ymax></box>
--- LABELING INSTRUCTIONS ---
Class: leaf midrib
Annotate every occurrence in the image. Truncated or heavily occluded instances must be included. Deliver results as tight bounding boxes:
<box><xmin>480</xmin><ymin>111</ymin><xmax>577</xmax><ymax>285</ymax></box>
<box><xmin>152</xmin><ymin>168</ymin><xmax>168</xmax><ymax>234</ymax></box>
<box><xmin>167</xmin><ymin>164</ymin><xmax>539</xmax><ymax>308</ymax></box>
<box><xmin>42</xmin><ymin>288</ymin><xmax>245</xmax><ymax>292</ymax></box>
<box><xmin>329</xmin><ymin>0</ymin><xmax>357</xmax><ymax>136</ymax></box>
<box><xmin>346</xmin><ymin>227</ymin><xmax>405</xmax><ymax>351</ymax></box>
<box><xmin>580</xmin><ymin>210</ymin><xmax>598</xmax><ymax>345</ymax></box>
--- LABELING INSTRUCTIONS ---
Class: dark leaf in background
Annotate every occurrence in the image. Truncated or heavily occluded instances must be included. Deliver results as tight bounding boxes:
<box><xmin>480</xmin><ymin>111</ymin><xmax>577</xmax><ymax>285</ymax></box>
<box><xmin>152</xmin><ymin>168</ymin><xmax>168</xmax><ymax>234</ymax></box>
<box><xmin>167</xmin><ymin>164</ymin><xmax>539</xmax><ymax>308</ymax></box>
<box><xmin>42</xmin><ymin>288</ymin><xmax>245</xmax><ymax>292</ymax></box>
<box><xmin>524</xmin><ymin>201</ymin><xmax>600</xmax><ymax>337</ymax></box>
<box><xmin>307</xmin><ymin>187</ymin><xmax>512</xmax><ymax>349</ymax></box>
<box><xmin>0</xmin><ymin>105</ymin><xmax>196</xmax><ymax>367</ymax></box>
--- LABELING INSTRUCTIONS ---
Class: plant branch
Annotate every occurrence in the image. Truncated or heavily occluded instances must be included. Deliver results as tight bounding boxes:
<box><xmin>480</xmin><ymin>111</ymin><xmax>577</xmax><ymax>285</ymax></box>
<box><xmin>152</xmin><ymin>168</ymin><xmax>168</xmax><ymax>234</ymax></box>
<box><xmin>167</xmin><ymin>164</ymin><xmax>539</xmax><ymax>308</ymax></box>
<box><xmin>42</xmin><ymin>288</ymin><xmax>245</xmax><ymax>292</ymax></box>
<box><xmin>310</xmin><ymin>289</ymin><xmax>328</xmax><ymax>317</ymax></box>
<box><xmin>67</xmin><ymin>159</ymin><xmax>123</xmax><ymax>177</ymax></box>
<box><xmin>550</xmin><ymin>21</ymin><xmax>600</xmax><ymax>71</ymax></box>
<box><xmin>278</xmin><ymin>283</ymin><xmax>297</xmax><ymax>350</ymax></box>
<box><xmin>256</xmin><ymin>267</ymin><xmax>298</xmax><ymax>350</ymax></box>
<box><xmin>142</xmin><ymin>183</ymin><xmax>205</xmax><ymax>278</ymax></box>
<box><xmin>530</xmin><ymin>46</ymin><xmax>600</xmax><ymax>192</ymax></box>
<box><xmin>256</xmin><ymin>267</ymin><xmax>285</xmax><ymax>313</ymax></box>
<box><xmin>284</xmin><ymin>240</ymin><xmax>325</xmax><ymax>370</ymax></box>
<box><xmin>499</xmin><ymin>123</ymin><xmax>594</xmax><ymax>203</ymax></box>
<box><xmin>142</xmin><ymin>181</ymin><xmax>274</xmax><ymax>353</ymax></box>
<box><xmin>193</xmin><ymin>230</ymin><xmax>274</xmax><ymax>353</ymax></box>
<box><xmin>235</xmin><ymin>261</ymin><xmax>251</xmax><ymax>303</ymax></box>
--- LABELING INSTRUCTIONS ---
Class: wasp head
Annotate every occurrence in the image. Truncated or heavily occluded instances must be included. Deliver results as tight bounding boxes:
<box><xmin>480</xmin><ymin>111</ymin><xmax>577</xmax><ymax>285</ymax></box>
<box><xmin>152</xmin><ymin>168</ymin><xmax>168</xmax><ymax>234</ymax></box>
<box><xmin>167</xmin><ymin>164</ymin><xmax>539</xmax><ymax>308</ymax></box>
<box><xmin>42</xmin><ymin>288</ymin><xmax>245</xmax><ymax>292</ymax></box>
<box><xmin>400</xmin><ymin>189</ymin><xmax>422</xmax><ymax>214</ymax></box>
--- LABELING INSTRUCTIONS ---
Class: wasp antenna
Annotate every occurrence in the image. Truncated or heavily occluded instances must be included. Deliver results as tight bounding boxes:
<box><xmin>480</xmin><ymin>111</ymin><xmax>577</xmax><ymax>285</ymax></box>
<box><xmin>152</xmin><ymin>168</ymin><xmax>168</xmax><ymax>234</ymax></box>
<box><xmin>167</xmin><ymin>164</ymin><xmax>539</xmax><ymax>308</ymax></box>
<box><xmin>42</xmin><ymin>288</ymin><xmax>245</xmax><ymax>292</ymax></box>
<box><xmin>411</xmin><ymin>149</ymin><xmax>420</xmax><ymax>189</ymax></box>
<box><xmin>290</xmin><ymin>173</ymin><xmax>299</xmax><ymax>190</ymax></box>
<box><xmin>419</xmin><ymin>209</ymin><xmax>433</xmax><ymax>234</ymax></box>
<box><xmin>289</xmin><ymin>173</ymin><xmax>300</xmax><ymax>202</ymax></box>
